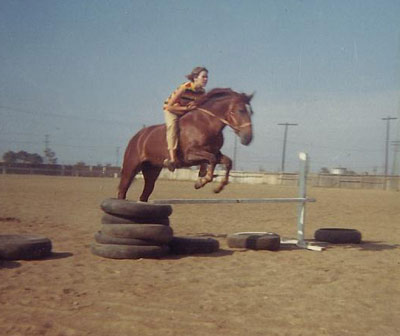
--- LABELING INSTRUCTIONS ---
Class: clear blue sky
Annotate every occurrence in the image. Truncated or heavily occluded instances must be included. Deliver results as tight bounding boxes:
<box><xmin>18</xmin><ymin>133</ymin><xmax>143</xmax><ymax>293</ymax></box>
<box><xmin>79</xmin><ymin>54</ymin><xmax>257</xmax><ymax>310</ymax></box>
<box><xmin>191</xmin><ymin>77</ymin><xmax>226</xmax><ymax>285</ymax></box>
<box><xmin>1</xmin><ymin>0</ymin><xmax>399</xmax><ymax>173</ymax></box>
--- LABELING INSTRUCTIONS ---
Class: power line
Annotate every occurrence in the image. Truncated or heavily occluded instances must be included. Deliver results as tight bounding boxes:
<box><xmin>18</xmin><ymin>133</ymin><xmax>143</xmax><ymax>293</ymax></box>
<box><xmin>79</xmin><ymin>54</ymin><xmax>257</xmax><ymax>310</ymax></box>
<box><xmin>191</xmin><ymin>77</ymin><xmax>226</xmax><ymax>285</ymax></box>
<box><xmin>0</xmin><ymin>104</ymin><xmax>133</xmax><ymax>127</ymax></box>
<box><xmin>0</xmin><ymin>138</ymin><xmax>121</xmax><ymax>149</ymax></box>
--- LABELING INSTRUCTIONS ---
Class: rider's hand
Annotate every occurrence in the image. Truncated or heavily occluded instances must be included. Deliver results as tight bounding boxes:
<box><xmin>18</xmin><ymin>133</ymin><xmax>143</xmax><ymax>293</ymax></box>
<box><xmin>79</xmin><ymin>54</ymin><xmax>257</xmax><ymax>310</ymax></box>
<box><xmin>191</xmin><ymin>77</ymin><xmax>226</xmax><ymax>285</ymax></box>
<box><xmin>187</xmin><ymin>102</ymin><xmax>197</xmax><ymax>111</ymax></box>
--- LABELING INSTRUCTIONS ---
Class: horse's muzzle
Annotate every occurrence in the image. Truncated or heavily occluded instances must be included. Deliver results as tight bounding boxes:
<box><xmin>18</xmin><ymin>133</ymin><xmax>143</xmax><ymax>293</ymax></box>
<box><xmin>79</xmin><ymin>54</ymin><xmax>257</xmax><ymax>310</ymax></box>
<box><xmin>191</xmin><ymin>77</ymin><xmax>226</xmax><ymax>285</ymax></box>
<box><xmin>239</xmin><ymin>126</ymin><xmax>253</xmax><ymax>145</ymax></box>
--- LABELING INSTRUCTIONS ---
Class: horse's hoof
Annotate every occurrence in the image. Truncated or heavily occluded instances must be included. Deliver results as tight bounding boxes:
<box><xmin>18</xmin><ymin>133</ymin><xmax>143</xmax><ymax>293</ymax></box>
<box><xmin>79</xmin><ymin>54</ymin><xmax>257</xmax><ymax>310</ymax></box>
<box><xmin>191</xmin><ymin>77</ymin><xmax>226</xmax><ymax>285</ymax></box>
<box><xmin>194</xmin><ymin>183</ymin><xmax>202</xmax><ymax>189</ymax></box>
<box><xmin>213</xmin><ymin>187</ymin><xmax>222</xmax><ymax>193</ymax></box>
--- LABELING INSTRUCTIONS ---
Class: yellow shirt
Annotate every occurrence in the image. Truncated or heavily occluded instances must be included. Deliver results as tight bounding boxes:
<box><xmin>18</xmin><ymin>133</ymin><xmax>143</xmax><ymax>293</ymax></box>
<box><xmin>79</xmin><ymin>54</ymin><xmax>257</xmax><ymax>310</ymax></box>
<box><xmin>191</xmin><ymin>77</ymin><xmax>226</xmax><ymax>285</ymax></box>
<box><xmin>163</xmin><ymin>82</ymin><xmax>205</xmax><ymax>111</ymax></box>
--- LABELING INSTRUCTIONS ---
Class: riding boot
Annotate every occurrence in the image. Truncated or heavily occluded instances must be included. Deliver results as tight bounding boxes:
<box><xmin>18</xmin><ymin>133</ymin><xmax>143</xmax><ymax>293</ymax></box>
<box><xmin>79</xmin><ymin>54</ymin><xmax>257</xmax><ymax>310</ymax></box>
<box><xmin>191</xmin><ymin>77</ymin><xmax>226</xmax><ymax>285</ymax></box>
<box><xmin>164</xmin><ymin>149</ymin><xmax>177</xmax><ymax>172</ymax></box>
<box><xmin>163</xmin><ymin>159</ymin><xmax>176</xmax><ymax>172</ymax></box>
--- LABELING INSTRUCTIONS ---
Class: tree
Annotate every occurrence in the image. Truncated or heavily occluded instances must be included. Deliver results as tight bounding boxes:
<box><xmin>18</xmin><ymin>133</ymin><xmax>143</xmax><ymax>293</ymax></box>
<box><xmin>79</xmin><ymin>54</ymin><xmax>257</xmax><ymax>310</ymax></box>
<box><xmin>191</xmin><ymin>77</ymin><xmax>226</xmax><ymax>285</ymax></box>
<box><xmin>30</xmin><ymin>153</ymin><xmax>43</xmax><ymax>164</ymax></box>
<box><xmin>3</xmin><ymin>151</ymin><xmax>17</xmax><ymax>163</ymax></box>
<box><xmin>44</xmin><ymin>148</ymin><xmax>57</xmax><ymax>164</ymax></box>
<box><xmin>74</xmin><ymin>161</ymin><xmax>86</xmax><ymax>168</ymax></box>
<box><xmin>2</xmin><ymin>150</ymin><xmax>43</xmax><ymax>164</ymax></box>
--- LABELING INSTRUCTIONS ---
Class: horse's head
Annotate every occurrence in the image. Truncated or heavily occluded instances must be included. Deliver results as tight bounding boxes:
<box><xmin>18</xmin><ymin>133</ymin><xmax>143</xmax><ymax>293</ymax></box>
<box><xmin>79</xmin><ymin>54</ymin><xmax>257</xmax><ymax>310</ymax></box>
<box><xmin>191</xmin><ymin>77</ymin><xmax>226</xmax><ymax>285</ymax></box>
<box><xmin>227</xmin><ymin>92</ymin><xmax>254</xmax><ymax>145</ymax></box>
<box><xmin>196</xmin><ymin>88</ymin><xmax>254</xmax><ymax>145</ymax></box>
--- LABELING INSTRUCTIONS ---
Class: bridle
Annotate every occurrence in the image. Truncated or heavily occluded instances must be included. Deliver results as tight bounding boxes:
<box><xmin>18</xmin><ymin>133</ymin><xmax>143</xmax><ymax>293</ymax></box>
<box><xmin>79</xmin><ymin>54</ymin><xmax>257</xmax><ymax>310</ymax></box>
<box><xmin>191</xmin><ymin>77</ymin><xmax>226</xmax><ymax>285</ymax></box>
<box><xmin>197</xmin><ymin>105</ymin><xmax>252</xmax><ymax>132</ymax></box>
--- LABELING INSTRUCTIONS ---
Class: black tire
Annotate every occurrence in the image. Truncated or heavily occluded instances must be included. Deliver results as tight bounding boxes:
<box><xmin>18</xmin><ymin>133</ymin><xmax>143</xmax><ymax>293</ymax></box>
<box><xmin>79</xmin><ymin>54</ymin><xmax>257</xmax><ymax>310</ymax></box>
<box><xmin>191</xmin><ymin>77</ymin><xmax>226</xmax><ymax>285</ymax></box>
<box><xmin>0</xmin><ymin>234</ymin><xmax>52</xmax><ymax>260</ymax></box>
<box><xmin>91</xmin><ymin>242</ymin><xmax>169</xmax><ymax>259</ymax></box>
<box><xmin>101</xmin><ymin>224</ymin><xmax>173</xmax><ymax>244</ymax></box>
<box><xmin>314</xmin><ymin>228</ymin><xmax>362</xmax><ymax>244</ymax></box>
<box><xmin>100</xmin><ymin>198</ymin><xmax>172</xmax><ymax>219</ymax></box>
<box><xmin>94</xmin><ymin>231</ymin><xmax>162</xmax><ymax>246</ymax></box>
<box><xmin>101</xmin><ymin>213</ymin><xmax>170</xmax><ymax>226</ymax></box>
<box><xmin>227</xmin><ymin>232</ymin><xmax>280</xmax><ymax>251</ymax></box>
<box><xmin>168</xmin><ymin>236</ymin><xmax>220</xmax><ymax>255</ymax></box>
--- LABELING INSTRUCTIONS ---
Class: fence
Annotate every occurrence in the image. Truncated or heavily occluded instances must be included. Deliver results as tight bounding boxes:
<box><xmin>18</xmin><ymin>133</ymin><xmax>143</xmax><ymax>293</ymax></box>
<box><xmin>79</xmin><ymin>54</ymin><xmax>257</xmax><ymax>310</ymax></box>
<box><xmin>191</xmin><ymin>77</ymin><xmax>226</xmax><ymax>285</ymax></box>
<box><xmin>1</xmin><ymin>162</ymin><xmax>399</xmax><ymax>191</ymax></box>
<box><xmin>0</xmin><ymin>162</ymin><xmax>120</xmax><ymax>178</ymax></box>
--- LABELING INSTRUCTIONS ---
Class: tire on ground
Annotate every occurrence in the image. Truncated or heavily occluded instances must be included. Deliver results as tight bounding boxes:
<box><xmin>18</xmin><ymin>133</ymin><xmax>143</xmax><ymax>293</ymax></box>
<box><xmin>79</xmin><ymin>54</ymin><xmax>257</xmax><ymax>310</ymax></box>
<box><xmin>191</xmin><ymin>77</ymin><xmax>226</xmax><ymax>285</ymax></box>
<box><xmin>101</xmin><ymin>213</ymin><xmax>170</xmax><ymax>225</ymax></box>
<box><xmin>168</xmin><ymin>236</ymin><xmax>220</xmax><ymax>255</ymax></box>
<box><xmin>94</xmin><ymin>231</ymin><xmax>162</xmax><ymax>246</ymax></box>
<box><xmin>100</xmin><ymin>198</ymin><xmax>172</xmax><ymax>219</ymax></box>
<box><xmin>314</xmin><ymin>228</ymin><xmax>362</xmax><ymax>244</ymax></box>
<box><xmin>91</xmin><ymin>242</ymin><xmax>169</xmax><ymax>259</ymax></box>
<box><xmin>227</xmin><ymin>232</ymin><xmax>280</xmax><ymax>251</ymax></box>
<box><xmin>0</xmin><ymin>234</ymin><xmax>52</xmax><ymax>260</ymax></box>
<box><xmin>101</xmin><ymin>224</ymin><xmax>173</xmax><ymax>244</ymax></box>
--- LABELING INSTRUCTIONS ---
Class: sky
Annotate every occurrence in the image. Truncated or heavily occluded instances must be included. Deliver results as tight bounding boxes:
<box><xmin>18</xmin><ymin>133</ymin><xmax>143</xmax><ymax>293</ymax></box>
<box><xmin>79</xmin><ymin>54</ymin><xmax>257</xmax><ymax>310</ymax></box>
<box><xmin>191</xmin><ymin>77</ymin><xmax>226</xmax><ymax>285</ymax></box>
<box><xmin>1</xmin><ymin>0</ymin><xmax>400</xmax><ymax>173</ymax></box>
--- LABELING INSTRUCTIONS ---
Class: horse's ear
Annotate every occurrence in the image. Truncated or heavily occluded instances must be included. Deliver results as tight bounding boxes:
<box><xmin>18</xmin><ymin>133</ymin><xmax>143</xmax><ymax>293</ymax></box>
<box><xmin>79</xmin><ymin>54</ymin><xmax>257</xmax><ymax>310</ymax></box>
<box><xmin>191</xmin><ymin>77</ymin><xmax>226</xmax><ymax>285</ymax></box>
<box><xmin>243</xmin><ymin>92</ymin><xmax>255</xmax><ymax>104</ymax></box>
<box><xmin>245</xmin><ymin>92</ymin><xmax>255</xmax><ymax>103</ymax></box>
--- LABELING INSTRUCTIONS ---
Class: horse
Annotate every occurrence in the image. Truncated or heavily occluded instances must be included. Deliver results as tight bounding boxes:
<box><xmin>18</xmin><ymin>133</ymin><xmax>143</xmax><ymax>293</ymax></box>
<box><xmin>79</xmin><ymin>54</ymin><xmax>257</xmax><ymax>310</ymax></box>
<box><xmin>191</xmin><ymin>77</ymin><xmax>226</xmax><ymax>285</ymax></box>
<box><xmin>118</xmin><ymin>88</ymin><xmax>254</xmax><ymax>202</ymax></box>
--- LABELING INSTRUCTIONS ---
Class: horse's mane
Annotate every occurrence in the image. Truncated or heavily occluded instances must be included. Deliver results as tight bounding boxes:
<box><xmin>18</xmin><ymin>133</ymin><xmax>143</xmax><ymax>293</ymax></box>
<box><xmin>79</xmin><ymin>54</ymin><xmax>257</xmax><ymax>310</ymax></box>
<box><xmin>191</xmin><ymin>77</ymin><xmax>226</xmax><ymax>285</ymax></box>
<box><xmin>195</xmin><ymin>88</ymin><xmax>237</xmax><ymax>107</ymax></box>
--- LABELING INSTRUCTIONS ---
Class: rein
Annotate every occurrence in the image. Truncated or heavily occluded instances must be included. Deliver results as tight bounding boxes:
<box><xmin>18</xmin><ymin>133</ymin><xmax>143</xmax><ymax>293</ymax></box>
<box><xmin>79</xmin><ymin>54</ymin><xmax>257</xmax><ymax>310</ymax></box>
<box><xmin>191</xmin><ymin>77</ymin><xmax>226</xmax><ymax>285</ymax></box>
<box><xmin>196</xmin><ymin>107</ymin><xmax>251</xmax><ymax>132</ymax></box>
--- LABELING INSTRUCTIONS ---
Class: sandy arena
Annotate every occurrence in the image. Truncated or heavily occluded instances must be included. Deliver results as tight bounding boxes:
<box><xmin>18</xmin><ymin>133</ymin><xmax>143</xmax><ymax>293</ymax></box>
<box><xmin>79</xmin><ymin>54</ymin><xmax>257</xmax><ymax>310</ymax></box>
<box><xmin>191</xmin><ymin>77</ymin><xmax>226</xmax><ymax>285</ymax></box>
<box><xmin>0</xmin><ymin>174</ymin><xmax>399</xmax><ymax>336</ymax></box>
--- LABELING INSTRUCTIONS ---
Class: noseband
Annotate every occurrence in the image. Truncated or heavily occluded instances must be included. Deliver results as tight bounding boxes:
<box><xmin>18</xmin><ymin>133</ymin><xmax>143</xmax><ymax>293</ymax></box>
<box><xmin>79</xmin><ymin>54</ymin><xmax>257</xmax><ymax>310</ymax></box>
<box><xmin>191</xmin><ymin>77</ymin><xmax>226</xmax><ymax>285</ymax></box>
<box><xmin>197</xmin><ymin>106</ymin><xmax>252</xmax><ymax>132</ymax></box>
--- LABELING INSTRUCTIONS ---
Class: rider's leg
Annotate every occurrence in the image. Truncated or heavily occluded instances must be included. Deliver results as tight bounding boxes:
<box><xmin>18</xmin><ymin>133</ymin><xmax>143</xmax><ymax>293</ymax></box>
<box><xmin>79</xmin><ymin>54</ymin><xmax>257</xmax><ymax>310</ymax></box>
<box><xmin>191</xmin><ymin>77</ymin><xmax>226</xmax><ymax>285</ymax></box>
<box><xmin>164</xmin><ymin>110</ymin><xmax>179</xmax><ymax>171</ymax></box>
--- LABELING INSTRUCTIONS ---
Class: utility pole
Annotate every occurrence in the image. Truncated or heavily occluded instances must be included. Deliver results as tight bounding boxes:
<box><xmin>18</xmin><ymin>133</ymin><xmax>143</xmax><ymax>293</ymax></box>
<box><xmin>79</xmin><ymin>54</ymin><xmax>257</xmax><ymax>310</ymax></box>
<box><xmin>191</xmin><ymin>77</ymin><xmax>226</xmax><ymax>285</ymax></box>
<box><xmin>233</xmin><ymin>134</ymin><xmax>237</xmax><ymax>170</ymax></box>
<box><xmin>381</xmin><ymin>117</ymin><xmax>397</xmax><ymax>176</ymax></box>
<box><xmin>115</xmin><ymin>147</ymin><xmax>120</xmax><ymax>167</ymax></box>
<box><xmin>278</xmin><ymin>123</ymin><xmax>298</xmax><ymax>172</ymax></box>
<box><xmin>44</xmin><ymin>134</ymin><xmax>50</xmax><ymax>164</ymax></box>
<box><xmin>392</xmin><ymin>141</ymin><xmax>400</xmax><ymax>176</ymax></box>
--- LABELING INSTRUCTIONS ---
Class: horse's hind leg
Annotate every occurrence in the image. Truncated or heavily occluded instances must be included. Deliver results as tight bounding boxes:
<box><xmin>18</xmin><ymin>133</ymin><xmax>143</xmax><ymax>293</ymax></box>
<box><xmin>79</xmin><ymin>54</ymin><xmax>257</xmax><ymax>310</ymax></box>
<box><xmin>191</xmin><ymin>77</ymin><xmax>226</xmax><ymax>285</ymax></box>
<box><xmin>214</xmin><ymin>153</ymin><xmax>232</xmax><ymax>193</ymax></box>
<box><xmin>140</xmin><ymin>163</ymin><xmax>162</xmax><ymax>202</ymax></box>
<box><xmin>118</xmin><ymin>160</ymin><xmax>141</xmax><ymax>200</ymax></box>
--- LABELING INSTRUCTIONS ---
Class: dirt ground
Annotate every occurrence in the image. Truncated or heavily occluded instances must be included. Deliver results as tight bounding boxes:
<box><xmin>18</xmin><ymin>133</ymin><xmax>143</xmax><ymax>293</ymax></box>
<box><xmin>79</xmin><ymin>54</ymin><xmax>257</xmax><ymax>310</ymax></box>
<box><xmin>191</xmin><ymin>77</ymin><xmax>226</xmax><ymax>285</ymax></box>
<box><xmin>0</xmin><ymin>174</ymin><xmax>399</xmax><ymax>336</ymax></box>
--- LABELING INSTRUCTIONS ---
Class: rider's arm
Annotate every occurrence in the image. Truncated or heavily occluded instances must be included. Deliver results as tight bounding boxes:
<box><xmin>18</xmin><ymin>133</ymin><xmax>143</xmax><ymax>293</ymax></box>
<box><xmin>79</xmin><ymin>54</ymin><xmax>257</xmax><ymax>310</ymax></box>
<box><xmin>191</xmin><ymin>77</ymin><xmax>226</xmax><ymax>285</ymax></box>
<box><xmin>165</xmin><ymin>86</ymin><xmax>194</xmax><ymax>116</ymax></box>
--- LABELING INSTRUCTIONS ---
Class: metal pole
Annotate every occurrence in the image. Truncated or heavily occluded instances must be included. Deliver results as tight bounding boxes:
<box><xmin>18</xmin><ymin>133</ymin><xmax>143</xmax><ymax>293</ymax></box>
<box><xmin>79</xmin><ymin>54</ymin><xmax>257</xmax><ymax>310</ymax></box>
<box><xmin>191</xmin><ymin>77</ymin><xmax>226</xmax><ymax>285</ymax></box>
<box><xmin>296</xmin><ymin>152</ymin><xmax>308</xmax><ymax>247</ymax></box>
<box><xmin>278</xmin><ymin>123</ymin><xmax>298</xmax><ymax>172</ymax></box>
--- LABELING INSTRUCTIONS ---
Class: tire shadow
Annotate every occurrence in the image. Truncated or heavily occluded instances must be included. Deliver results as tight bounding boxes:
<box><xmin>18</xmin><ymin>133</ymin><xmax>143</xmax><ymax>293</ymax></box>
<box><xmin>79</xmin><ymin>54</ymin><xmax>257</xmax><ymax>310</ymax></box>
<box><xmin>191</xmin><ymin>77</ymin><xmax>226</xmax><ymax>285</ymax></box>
<box><xmin>45</xmin><ymin>252</ymin><xmax>74</xmax><ymax>260</ymax></box>
<box><xmin>349</xmin><ymin>241</ymin><xmax>399</xmax><ymax>251</ymax></box>
<box><xmin>164</xmin><ymin>248</ymin><xmax>234</xmax><ymax>260</ymax></box>
<box><xmin>0</xmin><ymin>260</ymin><xmax>21</xmax><ymax>269</ymax></box>
<box><xmin>0</xmin><ymin>252</ymin><xmax>73</xmax><ymax>265</ymax></box>
<box><xmin>304</xmin><ymin>240</ymin><xmax>399</xmax><ymax>252</ymax></box>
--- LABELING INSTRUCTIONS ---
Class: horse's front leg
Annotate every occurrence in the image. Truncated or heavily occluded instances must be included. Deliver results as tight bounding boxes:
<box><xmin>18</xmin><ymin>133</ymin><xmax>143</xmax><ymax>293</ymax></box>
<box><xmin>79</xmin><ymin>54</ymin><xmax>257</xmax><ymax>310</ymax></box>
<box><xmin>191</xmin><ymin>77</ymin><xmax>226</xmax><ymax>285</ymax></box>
<box><xmin>214</xmin><ymin>153</ymin><xmax>232</xmax><ymax>193</ymax></box>
<box><xmin>186</xmin><ymin>150</ymin><xmax>217</xmax><ymax>189</ymax></box>
<box><xmin>195</xmin><ymin>161</ymin><xmax>217</xmax><ymax>189</ymax></box>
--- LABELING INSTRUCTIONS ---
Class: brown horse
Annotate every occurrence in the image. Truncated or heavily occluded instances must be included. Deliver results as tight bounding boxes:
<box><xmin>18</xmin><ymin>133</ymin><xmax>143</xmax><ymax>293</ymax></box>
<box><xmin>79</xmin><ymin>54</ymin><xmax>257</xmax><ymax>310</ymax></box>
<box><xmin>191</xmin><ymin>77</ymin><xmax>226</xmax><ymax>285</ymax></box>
<box><xmin>118</xmin><ymin>88</ymin><xmax>254</xmax><ymax>201</ymax></box>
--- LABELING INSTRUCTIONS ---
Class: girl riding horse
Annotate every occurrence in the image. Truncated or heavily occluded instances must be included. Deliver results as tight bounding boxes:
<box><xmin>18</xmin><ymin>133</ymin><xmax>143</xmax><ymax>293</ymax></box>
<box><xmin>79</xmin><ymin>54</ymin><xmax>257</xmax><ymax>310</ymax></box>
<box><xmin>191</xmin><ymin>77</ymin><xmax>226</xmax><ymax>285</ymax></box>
<box><xmin>163</xmin><ymin>66</ymin><xmax>208</xmax><ymax>171</ymax></box>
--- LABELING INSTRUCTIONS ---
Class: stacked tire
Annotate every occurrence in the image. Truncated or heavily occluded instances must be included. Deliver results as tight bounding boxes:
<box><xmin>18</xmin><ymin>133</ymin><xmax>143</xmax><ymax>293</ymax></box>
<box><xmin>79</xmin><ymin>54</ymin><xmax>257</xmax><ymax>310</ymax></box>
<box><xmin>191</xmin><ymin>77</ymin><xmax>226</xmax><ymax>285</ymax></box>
<box><xmin>91</xmin><ymin>198</ymin><xmax>173</xmax><ymax>259</ymax></box>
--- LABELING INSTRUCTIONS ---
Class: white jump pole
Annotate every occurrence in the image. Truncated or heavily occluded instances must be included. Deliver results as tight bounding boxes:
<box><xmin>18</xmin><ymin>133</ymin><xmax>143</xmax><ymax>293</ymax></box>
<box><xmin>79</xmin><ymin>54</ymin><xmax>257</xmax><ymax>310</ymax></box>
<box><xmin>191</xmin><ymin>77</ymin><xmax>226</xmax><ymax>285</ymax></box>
<box><xmin>151</xmin><ymin>152</ymin><xmax>324</xmax><ymax>251</ymax></box>
<box><xmin>151</xmin><ymin>197</ymin><xmax>315</xmax><ymax>204</ymax></box>
<box><xmin>280</xmin><ymin>152</ymin><xmax>324</xmax><ymax>251</ymax></box>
